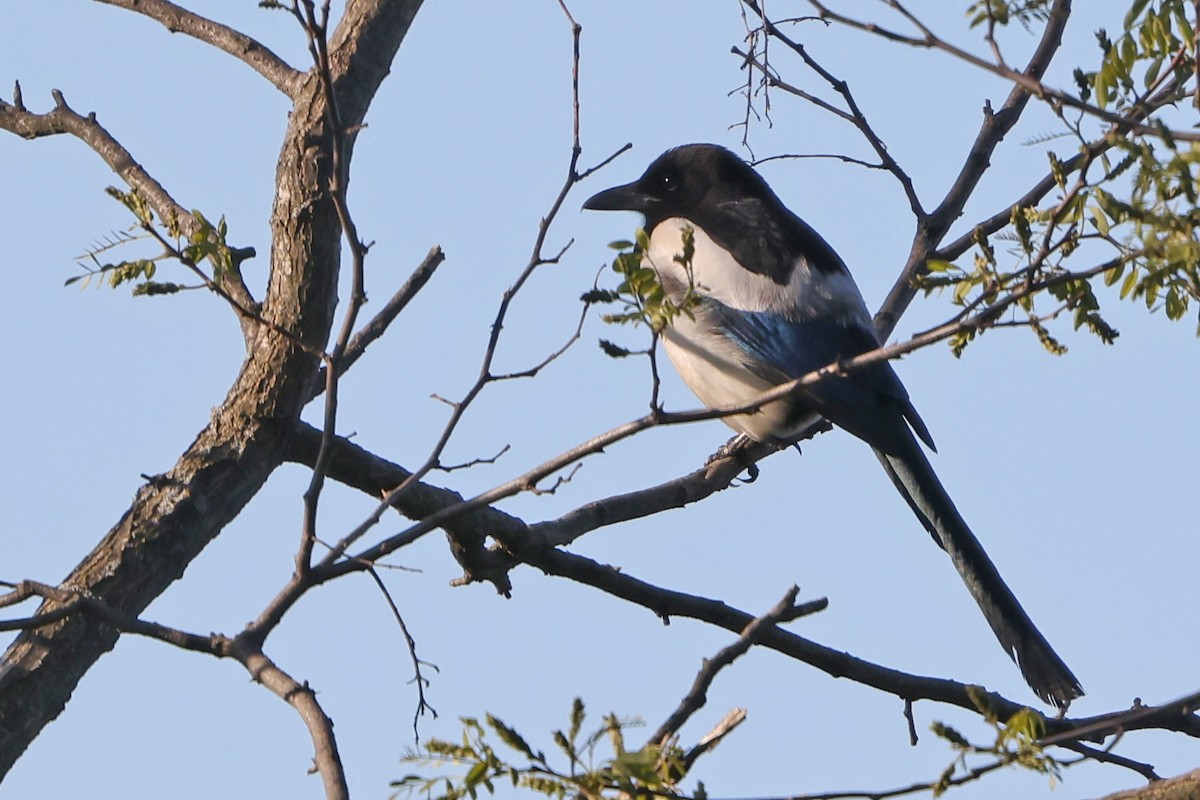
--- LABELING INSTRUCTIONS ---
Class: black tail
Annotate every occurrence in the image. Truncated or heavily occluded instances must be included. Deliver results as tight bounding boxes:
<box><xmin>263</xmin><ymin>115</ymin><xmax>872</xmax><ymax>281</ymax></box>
<box><xmin>873</xmin><ymin>436</ymin><xmax>1083</xmax><ymax>708</ymax></box>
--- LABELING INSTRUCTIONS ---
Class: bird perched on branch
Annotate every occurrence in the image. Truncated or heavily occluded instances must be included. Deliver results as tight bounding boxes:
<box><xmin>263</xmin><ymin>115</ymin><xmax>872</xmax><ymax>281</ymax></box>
<box><xmin>583</xmin><ymin>143</ymin><xmax>1082</xmax><ymax>708</ymax></box>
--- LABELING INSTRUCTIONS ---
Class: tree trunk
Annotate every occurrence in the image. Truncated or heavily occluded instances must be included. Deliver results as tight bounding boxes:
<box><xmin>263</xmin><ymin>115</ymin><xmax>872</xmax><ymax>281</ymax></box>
<box><xmin>0</xmin><ymin>0</ymin><xmax>424</xmax><ymax>777</ymax></box>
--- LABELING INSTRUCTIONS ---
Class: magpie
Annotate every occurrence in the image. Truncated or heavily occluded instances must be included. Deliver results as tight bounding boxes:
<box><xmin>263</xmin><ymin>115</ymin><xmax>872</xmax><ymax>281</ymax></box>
<box><xmin>583</xmin><ymin>143</ymin><xmax>1082</xmax><ymax>707</ymax></box>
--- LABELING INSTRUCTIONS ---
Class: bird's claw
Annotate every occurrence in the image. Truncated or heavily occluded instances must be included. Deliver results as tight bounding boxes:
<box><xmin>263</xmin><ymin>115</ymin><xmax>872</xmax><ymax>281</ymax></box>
<box><xmin>706</xmin><ymin>433</ymin><xmax>752</xmax><ymax>465</ymax></box>
<box><xmin>706</xmin><ymin>434</ymin><xmax>760</xmax><ymax>483</ymax></box>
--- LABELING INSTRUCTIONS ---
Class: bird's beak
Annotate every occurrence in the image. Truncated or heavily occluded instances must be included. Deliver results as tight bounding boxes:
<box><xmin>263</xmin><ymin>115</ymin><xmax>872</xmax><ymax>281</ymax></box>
<box><xmin>582</xmin><ymin>181</ymin><xmax>655</xmax><ymax>213</ymax></box>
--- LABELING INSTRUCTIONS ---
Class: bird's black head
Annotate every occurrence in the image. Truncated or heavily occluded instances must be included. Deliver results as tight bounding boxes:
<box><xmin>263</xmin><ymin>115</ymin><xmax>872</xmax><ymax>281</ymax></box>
<box><xmin>583</xmin><ymin>144</ymin><xmax>773</xmax><ymax>230</ymax></box>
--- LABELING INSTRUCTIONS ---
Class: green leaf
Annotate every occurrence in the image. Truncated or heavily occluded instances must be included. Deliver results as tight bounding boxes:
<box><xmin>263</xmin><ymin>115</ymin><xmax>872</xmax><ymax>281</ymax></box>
<box><xmin>485</xmin><ymin>714</ymin><xmax>537</xmax><ymax>761</ymax></box>
<box><xmin>1124</xmin><ymin>0</ymin><xmax>1151</xmax><ymax>30</ymax></box>
<box><xmin>1003</xmin><ymin>708</ymin><xmax>1047</xmax><ymax>742</ymax></box>
<box><xmin>579</xmin><ymin>288</ymin><xmax>619</xmax><ymax>304</ymax></box>
<box><xmin>1120</xmin><ymin>269</ymin><xmax>1139</xmax><ymax>300</ymax></box>
<box><xmin>464</xmin><ymin>761</ymin><xmax>488</xmax><ymax>788</ymax></box>
<box><xmin>930</xmin><ymin>721</ymin><xmax>970</xmax><ymax>748</ymax></box>
<box><xmin>634</xmin><ymin>227</ymin><xmax>649</xmax><ymax>251</ymax></box>
<box><xmin>1095</xmin><ymin>61</ymin><xmax>1114</xmax><ymax>108</ymax></box>
<box><xmin>568</xmin><ymin>697</ymin><xmax>584</xmax><ymax>744</ymax></box>
<box><xmin>132</xmin><ymin>281</ymin><xmax>184</xmax><ymax>297</ymax></box>
<box><xmin>1143</xmin><ymin>54</ymin><xmax>1164</xmax><ymax>90</ymax></box>
<box><xmin>1165</xmin><ymin>286</ymin><xmax>1186</xmax><ymax>319</ymax></box>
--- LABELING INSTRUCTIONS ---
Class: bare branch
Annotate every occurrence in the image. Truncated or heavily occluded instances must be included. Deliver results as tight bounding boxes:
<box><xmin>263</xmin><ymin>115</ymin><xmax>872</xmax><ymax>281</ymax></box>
<box><xmin>300</xmin><ymin>6</ymin><xmax>609</xmax><ymax>583</ymax></box>
<box><xmin>752</xmin><ymin>151</ymin><xmax>892</xmax><ymax>171</ymax></box>
<box><xmin>647</xmin><ymin>586</ymin><xmax>825</xmax><ymax>748</ymax></box>
<box><xmin>1</xmin><ymin>89</ymin><xmax>189</xmax><ymax>233</ymax></box>
<box><xmin>293</xmin><ymin>0</ymin><xmax>376</xmax><ymax>576</ymax></box>
<box><xmin>308</xmin><ymin>245</ymin><xmax>448</xmax><ymax>402</ymax></box>
<box><xmin>2</xmin><ymin>580</ymin><xmax>353</xmax><ymax>797</ymax></box>
<box><xmin>808</xmin><ymin>0</ymin><xmax>1200</xmax><ymax>143</ymax></box>
<box><xmin>232</xmin><ymin>639</ymin><xmax>349</xmax><ymax>800</ymax></box>
<box><xmin>0</xmin><ymin>87</ymin><xmax>259</xmax><ymax>327</ymax></box>
<box><xmin>95</xmin><ymin>0</ymin><xmax>301</xmax><ymax>96</ymax></box>
<box><xmin>1095</xmin><ymin>769</ymin><xmax>1200</xmax><ymax>800</ymax></box>
<box><xmin>363</xmin><ymin>566</ymin><xmax>438</xmax><ymax>739</ymax></box>
<box><xmin>739</xmin><ymin>1</ymin><xmax>925</xmax><ymax>218</ymax></box>
<box><xmin>1058</xmin><ymin>740</ymin><xmax>1161</xmax><ymax>781</ymax></box>
<box><xmin>281</xmin><ymin>422</ymin><xmax>1200</xmax><ymax>752</ymax></box>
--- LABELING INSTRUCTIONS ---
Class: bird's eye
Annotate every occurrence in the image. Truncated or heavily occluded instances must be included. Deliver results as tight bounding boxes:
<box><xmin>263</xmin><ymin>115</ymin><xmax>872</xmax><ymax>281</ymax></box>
<box><xmin>659</xmin><ymin>172</ymin><xmax>678</xmax><ymax>191</ymax></box>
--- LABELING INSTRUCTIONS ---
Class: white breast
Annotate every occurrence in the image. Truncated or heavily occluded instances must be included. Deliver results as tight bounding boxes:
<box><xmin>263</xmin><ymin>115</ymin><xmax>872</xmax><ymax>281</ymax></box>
<box><xmin>646</xmin><ymin>218</ymin><xmax>872</xmax><ymax>322</ymax></box>
<box><xmin>660</xmin><ymin>317</ymin><xmax>811</xmax><ymax>442</ymax></box>
<box><xmin>644</xmin><ymin>218</ymin><xmax>863</xmax><ymax>441</ymax></box>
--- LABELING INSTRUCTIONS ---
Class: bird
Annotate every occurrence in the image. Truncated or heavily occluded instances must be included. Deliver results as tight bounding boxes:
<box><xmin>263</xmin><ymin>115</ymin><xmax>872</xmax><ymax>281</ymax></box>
<box><xmin>583</xmin><ymin>143</ymin><xmax>1082</xmax><ymax>708</ymax></box>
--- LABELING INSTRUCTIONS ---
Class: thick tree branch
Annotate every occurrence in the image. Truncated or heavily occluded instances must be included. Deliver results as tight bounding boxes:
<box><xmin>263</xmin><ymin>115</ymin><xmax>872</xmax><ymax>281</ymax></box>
<box><xmin>0</xmin><ymin>0</ymin><xmax>427</xmax><ymax>777</ymax></box>
<box><xmin>875</xmin><ymin>0</ymin><xmax>1072</xmax><ymax>338</ymax></box>
<box><xmin>282</xmin><ymin>422</ymin><xmax>1200</xmax><ymax>745</ymax></box>
<box><xmin>233</xmin><ymin>641</ymin><xmax>349</xmax><ymax>800</ymax></box>
<box><xmin>95</xmin><ymin>0</ymin><xmax>302</xmax><ymax>96</ymax></box>
<box><xmin>1098</xmin><ymin>769</ymin><xmax>1200</xmax><ymax>800</ymax></box>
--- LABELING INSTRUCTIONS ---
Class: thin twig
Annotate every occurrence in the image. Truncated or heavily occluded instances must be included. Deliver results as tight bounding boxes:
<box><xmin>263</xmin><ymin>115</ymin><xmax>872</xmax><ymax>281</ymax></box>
<box><xmin>241</xmin><ymin>0</ymin><xmax>614</xmax><ymax>643</ymax></box>
<box><xmin>292</xmin><ymin>0</ymin><xmax>373</xmax><ymax>575</ymax></box>
<box><xmin>807</xmin><ymin>0</ymin><xmax>1200</xmax><ymax>142</ymax></box>
<box><xmin>363</xmin><ymin>565</ymin><xmax>438</xmax><ymax>739</ymax></box>
<box><xmin>307</xmin><ymin>245</ymin><xmax>447</xmax><ymax>402</ymax></box>
<box><xmin>740</xmin><ymin>1</ymin><xmax>925</xmax><ymax>218</ymax></box>
<box><xmin>647</xmin><ymin>586</ymin><xmax>824</xmax><ymax>748</ymax></box>
<box><xmin>310</xmin><ymin>4</ymin><xmax>610</xmax><ymax>572</ymax></box>
<box><xmin>0</xmin><ymin>87</ymin><xmax>261</xmax><ymax>334</ymax></box>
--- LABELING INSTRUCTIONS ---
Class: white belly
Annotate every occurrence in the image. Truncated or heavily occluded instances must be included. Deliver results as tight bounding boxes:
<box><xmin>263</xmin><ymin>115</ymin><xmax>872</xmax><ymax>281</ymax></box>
<box><xmin>661</xmin><ymin>318</ymin><xmax>817</xmax><ymax>442</ymax></box>
<box><xmin>648</xmin><ymin>219</ymin><xmax>838</xmax><ymax>442</ymax></box>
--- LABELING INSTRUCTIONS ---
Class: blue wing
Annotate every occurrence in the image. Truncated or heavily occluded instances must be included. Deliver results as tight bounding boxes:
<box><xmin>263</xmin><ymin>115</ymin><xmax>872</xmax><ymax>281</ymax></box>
<box><xmin>708</xmin><ymin>302</ymin><xmax>936</xmax><ymax>455</ymax></box>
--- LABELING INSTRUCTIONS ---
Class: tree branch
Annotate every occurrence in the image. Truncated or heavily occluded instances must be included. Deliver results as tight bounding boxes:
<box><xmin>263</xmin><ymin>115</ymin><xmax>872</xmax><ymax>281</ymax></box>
<box><xmin>307</xmin><ymin>245</ymin><xmax>447</xmax><ymax>403</ymax></box>
<box><xmin>875</xmin><ymin>0</ymin><xmax>1072</xmax><ymax>338</ymax></box>
<box><xmin>0</xmin><ymin>0</ymin><xmax>427</xmax><ymax>777</ymax></box>
<box><xmin>739</xmin><ymin>1</ymin><xmax>925</xmax><ymax>219</ymax></box>
<box><xmin>809</xmin><ymin>0</ymin><xmax>1200</xmax><ymax>143</ymax></box>
<box><xmin>1097</xmin><ymin>769</ymin><xmax>1200</xmax><ymax>800</ymax></box>
<box><xmin>233</xmin><ymin>640</ymin><xmax>349</xmax><ymax>800</ymax></box>
<box><xmin>280</xmin><ymin>419</ymin><xmax>1200</xmax><ymax>747</ymax></box>
<box><xmin>1</xmin><ymin>88</ymin><xmax>187</xmax><ymax>233</ymax></box>
<box><xmin>95</xmin><ymin>0</ymin><xmax>302</xmax><ymax>96</ymax></box>
<box><xmin>647</xmin><ymin>586</ymin><xmax>824</xmax><ymax>748</ymax></box>
<box><xmin>0</xmin><ymin>86</ymin><xmax>259</xmax><ymax>331</ymax></box>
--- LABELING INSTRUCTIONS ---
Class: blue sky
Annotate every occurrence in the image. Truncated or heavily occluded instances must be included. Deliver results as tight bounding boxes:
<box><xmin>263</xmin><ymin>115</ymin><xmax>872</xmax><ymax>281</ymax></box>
<box><xmin>1</xmin><ymin>2</ymin><xmax>1197</xmax><ymax>799</ymax></box>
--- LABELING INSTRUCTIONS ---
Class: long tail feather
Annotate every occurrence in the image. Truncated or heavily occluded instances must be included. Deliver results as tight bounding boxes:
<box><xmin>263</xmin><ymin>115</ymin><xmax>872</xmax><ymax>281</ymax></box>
<box><xmin>873</xmin><ymin>436</ymin><xmax>1083</xmax><ymax>708</ymax></box>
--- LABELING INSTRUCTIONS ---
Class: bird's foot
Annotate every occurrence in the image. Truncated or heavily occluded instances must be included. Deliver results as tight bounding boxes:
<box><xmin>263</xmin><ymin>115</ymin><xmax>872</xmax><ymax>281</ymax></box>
<box><xmin>707</xmin><ymin>433</ymin><xmax>752</xmax><ymax>464</ymax></box>
<box><xmin>706</xmin><ymin>434</ymin><xmax>760</xmax><ymax>482</ymax></box>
